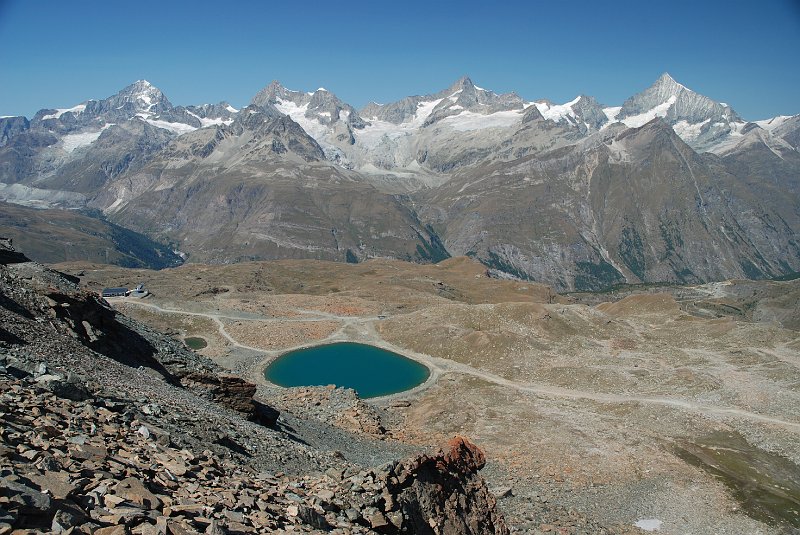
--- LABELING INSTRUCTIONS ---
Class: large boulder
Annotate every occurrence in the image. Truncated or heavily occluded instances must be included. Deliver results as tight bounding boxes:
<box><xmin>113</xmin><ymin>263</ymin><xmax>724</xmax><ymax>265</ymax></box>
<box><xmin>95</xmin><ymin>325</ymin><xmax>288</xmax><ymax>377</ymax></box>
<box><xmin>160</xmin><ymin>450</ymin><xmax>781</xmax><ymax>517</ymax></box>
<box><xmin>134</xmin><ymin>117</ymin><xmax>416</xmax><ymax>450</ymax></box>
<box><xmin>383</xmin><ymin>436</ymin><xmax>509</xmax><ymax>535</ymax></box>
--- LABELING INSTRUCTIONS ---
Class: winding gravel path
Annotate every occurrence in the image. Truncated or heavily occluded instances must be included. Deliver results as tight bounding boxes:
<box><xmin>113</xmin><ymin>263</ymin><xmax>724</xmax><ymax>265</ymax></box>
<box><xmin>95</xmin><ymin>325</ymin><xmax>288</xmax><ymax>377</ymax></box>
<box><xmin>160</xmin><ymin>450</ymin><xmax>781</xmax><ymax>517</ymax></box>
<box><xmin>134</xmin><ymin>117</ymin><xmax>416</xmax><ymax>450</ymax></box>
<box><xmin>119</xmin><ymin>300</ymin><xmax>800</xmax><ymax>432</ymax></box>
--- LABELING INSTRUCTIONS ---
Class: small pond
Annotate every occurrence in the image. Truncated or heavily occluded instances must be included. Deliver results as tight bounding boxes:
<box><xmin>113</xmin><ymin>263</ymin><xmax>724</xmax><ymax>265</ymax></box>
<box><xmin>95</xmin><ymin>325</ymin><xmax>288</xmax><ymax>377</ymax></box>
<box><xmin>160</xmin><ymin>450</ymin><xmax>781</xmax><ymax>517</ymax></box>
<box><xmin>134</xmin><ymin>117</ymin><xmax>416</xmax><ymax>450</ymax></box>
<box><xmin>264</xmin><ymin>342</ymin><xmax>429</xmax><ymax>398</ymax></box>
<box><xmin>184</xmin><ymin>336</ymin><xmax>208</xmax><ymax>350</ymax></box>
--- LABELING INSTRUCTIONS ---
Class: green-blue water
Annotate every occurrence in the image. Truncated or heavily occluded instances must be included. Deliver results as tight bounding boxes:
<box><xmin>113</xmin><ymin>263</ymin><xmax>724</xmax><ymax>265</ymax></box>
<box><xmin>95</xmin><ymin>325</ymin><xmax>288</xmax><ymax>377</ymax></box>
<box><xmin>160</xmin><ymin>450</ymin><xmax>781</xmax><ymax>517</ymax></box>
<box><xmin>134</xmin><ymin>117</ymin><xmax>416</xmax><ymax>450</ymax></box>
<box><xmin>265</xmin><ymin>342</ymin><xmax>430</xmax><ymax>398</ymax></box>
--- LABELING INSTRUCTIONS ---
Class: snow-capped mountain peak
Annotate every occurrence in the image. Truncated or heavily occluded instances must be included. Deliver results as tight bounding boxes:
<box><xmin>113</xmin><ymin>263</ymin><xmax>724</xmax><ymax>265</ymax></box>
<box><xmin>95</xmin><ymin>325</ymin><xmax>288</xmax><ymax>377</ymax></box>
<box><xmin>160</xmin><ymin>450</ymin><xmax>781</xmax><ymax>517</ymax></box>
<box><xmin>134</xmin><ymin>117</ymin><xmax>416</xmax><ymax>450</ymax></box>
<box><xmin>422</xmin><ymin>76</ymin><xmax>526</xmax><ymax>126</ymax></box>
<box><xmin>447</xmin><ymin>75</ymin><xmax>476</xmax><ymax>93</ymax></box>
<box><xmin>248</xmin><ymin>80</ymin><xmax>366</xmax><ymax>161</ymax></box>
<box><xmin>251</xmin><ymin>80</ymin><xmax>295</xmax><ymax>107</ymax></box>
<box><xmin>12</xmin><ymin>76</ymin><xmax>796</xmax><ymax>187</ymax></box>
<box><xmin>115</xmin><ymin>80</ymin><xmax>169</xmax><ymax>111</ymax></box>
<box><xmin>653</xmin><ymin>72</ymin><xmax>687</xmax><ymax>92</ymax></box>
<box><xmin>614</xmin><ymin>73</ymin><xmax>743</xmax><ymax>151</ymax></box>
<box><xmin>25</xmin><ymin>80</ymin><xmax>242</xmax><ymax>150</ymax></box>
<box><xmin>531</xmin><ymin>94</ymin><xmax>608</xmax><ymax>132</ymax></box>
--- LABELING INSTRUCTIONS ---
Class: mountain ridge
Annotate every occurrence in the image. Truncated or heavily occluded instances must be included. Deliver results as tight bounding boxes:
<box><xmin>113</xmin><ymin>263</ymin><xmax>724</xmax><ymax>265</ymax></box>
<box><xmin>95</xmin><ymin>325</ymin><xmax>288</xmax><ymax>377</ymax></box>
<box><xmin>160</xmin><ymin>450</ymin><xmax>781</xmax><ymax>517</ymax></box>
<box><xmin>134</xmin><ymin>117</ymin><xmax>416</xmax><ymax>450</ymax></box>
<box><xmin>0</xmin><ymin>74</ymin><xmax>797</xmax><ymax>290</ymax></box>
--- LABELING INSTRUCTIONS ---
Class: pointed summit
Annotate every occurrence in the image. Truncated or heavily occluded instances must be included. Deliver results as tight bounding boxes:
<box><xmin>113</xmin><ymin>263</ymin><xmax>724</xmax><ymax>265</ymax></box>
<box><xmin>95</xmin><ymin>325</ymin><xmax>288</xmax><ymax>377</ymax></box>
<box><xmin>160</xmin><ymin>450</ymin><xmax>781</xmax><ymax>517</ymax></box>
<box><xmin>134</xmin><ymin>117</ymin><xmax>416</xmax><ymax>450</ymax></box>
<box><xmin>264</xmin><ymin>80</ymin><xmax>287</xmax><ymax>94</ymax></box>
<box><xmin>655</xmin><ymin>72</ymin><xmax>681</xmax><ymax>85</ymax></box>
<box><xmin>616</xmin><ymin>73</ymin><xmax>742</xmax><ymax>151</ymax></box>
<box><xmin>450</xmin><ymin>75</ymin><xmax>475</xmax><ymax>92</ymax></box>
<box><xmin>432</xmin><ymin>76</ymin><xmax>480</xmax><ymax>99</ymax></box>
<box><xmin>119</xmin><ymin>80</ymin><xmax>163</xmax><ymax>98</ymax></box>
<box><xmin>651</xmin><ymin>72</ymin><xmax>688</xmax><ymax>94</ymax></box>
<box><xmin>423</xmin><ymin>77</ymin><xmax>525</xmax><ymax>126</ymax></box>
<box><xmin>114</xmin><ymin>80</ymin><xmax>169</xmax><ymax>110</ymax></box>
<box><xmin>251</xmin><ymin>80</ymin><xmax>295</xmax><ymax>108</ymax></box>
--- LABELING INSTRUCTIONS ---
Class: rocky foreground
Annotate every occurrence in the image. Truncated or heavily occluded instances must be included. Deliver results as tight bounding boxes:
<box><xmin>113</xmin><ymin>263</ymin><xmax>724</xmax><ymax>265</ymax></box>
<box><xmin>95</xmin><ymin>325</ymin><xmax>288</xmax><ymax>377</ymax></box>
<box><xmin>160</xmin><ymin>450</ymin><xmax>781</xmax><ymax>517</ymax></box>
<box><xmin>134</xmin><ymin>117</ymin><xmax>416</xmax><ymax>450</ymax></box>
<box><xmin>0</xmin><ymin>242</ymin><xmax>507</xmax><ymax>534</ymax></box>
<box><xmin>0</xmin><ymin>370</ymin><xmax>503</xmax><ymax>534</ymax></box>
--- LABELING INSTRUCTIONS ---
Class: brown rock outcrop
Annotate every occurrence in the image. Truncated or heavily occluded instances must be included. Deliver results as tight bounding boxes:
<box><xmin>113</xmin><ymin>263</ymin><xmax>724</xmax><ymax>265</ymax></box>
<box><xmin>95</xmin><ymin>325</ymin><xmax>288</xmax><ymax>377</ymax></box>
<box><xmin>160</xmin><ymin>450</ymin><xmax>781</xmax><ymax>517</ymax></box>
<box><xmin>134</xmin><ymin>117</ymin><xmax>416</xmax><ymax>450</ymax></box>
<box><xmin>383</xmin><ymin>436</ymin><xmax>509</xmax><ymax>535</ymax></box>
<box><xmin>180</xmin><ymin>372</ymin><xmax>256</xmax><ymax>416</ymax></box>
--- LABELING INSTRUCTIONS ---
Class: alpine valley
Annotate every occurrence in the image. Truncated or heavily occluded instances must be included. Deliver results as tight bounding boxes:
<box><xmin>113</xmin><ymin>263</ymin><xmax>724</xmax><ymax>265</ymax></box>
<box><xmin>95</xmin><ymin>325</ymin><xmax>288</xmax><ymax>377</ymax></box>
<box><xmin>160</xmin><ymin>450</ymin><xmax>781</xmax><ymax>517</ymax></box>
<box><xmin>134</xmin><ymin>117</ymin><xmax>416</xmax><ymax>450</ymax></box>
<box><xmin>1</xmin><ymin>74</ymin><xmax>798</xmax><ymax>290</ymax></box>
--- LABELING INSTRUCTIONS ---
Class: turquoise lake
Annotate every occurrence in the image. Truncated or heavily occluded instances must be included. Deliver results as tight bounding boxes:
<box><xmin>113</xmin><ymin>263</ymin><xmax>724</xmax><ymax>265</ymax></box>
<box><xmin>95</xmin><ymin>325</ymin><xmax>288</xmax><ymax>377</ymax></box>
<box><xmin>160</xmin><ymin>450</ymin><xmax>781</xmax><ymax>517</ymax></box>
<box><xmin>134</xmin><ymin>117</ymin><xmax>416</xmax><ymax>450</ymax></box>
<box><xmin>264</xmin><ymin>342</ymin><xmax>430</xmax><ymax>398</ymax></box>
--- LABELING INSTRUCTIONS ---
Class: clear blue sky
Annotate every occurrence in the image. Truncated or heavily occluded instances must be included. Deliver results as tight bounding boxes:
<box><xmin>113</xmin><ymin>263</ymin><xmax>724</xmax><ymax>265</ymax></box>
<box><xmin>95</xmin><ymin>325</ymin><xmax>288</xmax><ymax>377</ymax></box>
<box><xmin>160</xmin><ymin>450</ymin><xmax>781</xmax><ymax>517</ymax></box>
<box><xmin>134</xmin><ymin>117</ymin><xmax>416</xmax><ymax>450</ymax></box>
<box><xmin>1</xmin><ymin>0</ymin><xmax>798</xmax><ymax>120</ymax></box>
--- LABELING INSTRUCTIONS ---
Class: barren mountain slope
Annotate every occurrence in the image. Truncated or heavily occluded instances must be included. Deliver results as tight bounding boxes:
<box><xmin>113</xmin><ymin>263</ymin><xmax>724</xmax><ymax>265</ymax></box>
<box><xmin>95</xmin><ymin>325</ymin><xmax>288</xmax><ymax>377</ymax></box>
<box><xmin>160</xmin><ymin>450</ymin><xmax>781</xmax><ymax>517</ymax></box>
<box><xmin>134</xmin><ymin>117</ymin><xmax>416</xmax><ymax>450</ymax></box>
<box><xmin>61</xmin><ymin>256</ymin><xmax>800</xmax><ymax>534</ymax></box>
<box><xmin>419</xmin><ymin>119</ymin><xmax>800</xmax><ymax>290</ymax></box>
<box><xmin>92</xmin><ymin>108</ymin><xmax>448</xmax><ymax>265</ymax></box>
<box><xmin>0</xmin><ymin>246</ymin><xmax>510</xmax><ymax>534</ymax></box>
<box><xmin>0</xmin><ymin>202</ymin><xmax>182</xmax><ymax>268</ymax></box>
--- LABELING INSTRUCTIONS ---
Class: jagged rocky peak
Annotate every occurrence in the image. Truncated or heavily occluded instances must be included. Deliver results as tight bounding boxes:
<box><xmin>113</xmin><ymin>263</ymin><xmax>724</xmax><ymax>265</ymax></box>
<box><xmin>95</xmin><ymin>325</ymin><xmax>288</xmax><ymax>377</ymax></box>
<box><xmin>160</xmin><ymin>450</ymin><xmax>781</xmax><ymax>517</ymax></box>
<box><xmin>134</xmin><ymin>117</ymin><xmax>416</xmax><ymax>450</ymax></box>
<box><xmin>359</xmin><ymin>100</ymin><xmax>385</xmax><ymax>119</ymax></box>
<box><xmin>251</xmin><ymin>80</ymin><xmax>336</xmax><ymax>108</ymax></box>
<box><xmin>446</xmin><ymin>75</ymin><xmax>477</xmax><ymax>93</ymax></box>
<box><xmin>97</xmin><ymin>79</ymin><xmax>175</xmax><ymax>119</ymax></box>
<box><xmin>28</xmin><ymin>79</ymin><xmax>183</xmax><ymax>136</ymax></box>
<box><xmin>608</xmin><ymin>116</ymin><xmax>701</xmax><ymax>165</ymax></box>
<box><xmin>424</xmin><ymin>76</ymin><xmax>525</xmax><ymax>126</ymax></box>
<box><xmin>443</xmin><ymin>75</ymin><xmax>523</xmax><ymax>105</ymax></box>
<box><xmin>311</xmin><ymin>89</ymin><xmax>366</xmax><ymax>128</ymax></box>
<box><xmin>613</xmin><ymin>72</ymin><xmax>745</xmax><ymax>152</ymax></box>
<box><xmin>250</xmin><ymin>80</ymin><xmax>366</xmax><ymax>132</ymax></box>
<box><xmin>359</xmin><ymin>76</ymin><xmax>526</xmax><ymax>126</ymax></box>
<box><xmin>219</xmin><ymin>104</ymin><xmax>325</xmax><ymax>161</ymax></box>
<box><xmin>251</xmin><ymin>80</ymin><xmax>300</xmax><ymax>107</ymax></box>
<box><xmin>619</xmin><ymin>72</ymin><xmax>741</xmax><ymax>124</ymax></box>
<box><xmin>652</xmin><ymin>72</ymin><xmax>687</xmax><ymax>96</ymax></box>
<box><xmin>618</xmin><ymin>72</ymin><xmax>686</xmax><ymax>118</ymax></box>
<box><xmin>521</xmin><ymin>103</ymin><xmax>546</xmax><ymax>123</ymax></box>
<box><xmin>570</xmin><ymin>95</ymin><xmax>608</xmax><ymax>129</ymax></box>
<box><xmin>116</xmin><ymin>80</ymin><xmax>168</xmax><ymax>105</ymax></box>
<box><xmin>714</xmin><ymin>120</ymin><xmax>799</xmax><ymax>157</ymax></box>
<box><xmin>532</xmin><ymin>94</ymin><xmax>609</xmax><ymax>133</ymax></box>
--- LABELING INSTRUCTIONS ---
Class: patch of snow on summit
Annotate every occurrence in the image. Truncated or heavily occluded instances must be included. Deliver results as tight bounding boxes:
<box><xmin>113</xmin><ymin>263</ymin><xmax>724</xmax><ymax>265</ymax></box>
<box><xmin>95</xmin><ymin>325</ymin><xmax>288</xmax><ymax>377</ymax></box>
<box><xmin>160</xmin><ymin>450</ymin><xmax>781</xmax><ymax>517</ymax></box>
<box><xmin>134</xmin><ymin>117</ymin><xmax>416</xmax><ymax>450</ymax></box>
<box><xmin>41</xmin><ymin>104</ymin><xmax>87</xmax><ymax>121</ymax></box>
<box><xmin>620</xmin><ymin>96</ymin><xmax>676</xmax><ymax>128</ymax></box>
<box><xmin>534</xmin><ymin>96</ymin><xmax>581</xmax><ymax>122</ymax></box>
<box><xmin>755</xmin><ymin>115</ymin><xmax>793</xmax><ymax>132</ymax></box>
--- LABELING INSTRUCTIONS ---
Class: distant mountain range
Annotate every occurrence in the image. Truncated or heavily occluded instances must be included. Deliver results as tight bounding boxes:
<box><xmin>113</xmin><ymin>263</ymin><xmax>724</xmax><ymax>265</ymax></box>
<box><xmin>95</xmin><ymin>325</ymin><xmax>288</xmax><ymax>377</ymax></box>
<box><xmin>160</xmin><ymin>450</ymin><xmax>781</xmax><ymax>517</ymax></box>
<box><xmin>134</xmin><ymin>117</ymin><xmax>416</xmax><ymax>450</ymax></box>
<box><xmin>1</xmin><ymin>74</ymin><xmax>797</xmax><ymax>290</ymax></box>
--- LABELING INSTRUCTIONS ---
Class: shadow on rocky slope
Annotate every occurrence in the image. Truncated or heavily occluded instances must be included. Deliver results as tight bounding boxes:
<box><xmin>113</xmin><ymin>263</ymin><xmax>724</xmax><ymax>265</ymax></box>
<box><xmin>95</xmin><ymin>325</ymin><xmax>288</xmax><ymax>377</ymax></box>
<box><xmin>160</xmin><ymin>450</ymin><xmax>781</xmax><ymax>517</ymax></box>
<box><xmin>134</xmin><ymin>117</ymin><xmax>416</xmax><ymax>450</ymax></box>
<box><xmin>0</xmin><ymin>239</ymin><xmax>510</xmax><ymax>533</ymax></box>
